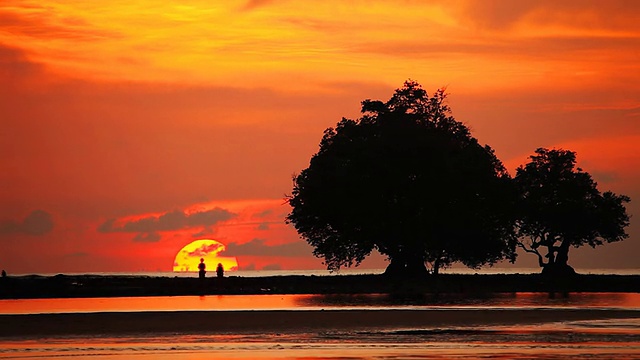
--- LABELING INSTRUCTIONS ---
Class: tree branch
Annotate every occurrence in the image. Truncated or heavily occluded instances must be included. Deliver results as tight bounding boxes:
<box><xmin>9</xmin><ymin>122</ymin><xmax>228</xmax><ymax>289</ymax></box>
<box><xmin>517</xmin><ymin>240</ymin><xmax>546</xmax><ymax>268</ymax></box>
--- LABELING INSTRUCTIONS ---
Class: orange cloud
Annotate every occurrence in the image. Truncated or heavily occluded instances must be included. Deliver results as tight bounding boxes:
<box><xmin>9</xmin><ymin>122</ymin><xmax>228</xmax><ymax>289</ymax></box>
<box><xmin>3</xmin><ymin>0</ymin><xmax>635</xmax><ymax>91</ymax></box>
<box><xmin>454</xmin><ymin>1</ymin><xmax>640</xmax><ymax>32</ymax></box>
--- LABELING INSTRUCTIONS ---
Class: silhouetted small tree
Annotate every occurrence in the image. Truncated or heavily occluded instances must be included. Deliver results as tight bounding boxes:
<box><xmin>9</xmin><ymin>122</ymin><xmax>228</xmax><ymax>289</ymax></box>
<box><xmin>287</xmin><ymin>80</ymin><xmax>517</xmax><ymax>277</ymax></box>
<box><xmin>515</xmin><ymin>148</ymin><xmax>630</xmax><ymax>276</ymax></box>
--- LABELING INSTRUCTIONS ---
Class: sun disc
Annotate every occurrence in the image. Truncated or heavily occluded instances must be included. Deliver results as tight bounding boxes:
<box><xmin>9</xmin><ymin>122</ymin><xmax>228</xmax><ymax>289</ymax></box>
<box><xmin>173</xmin><ymin>239</ymin><xmax>238</xmax><ymax>272</ymax></box>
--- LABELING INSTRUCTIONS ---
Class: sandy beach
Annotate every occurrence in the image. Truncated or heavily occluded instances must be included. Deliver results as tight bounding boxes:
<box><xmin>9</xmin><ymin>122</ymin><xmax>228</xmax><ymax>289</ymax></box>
<box><xmin>1</xmin><ymin>308</ymin><xmax>639</xmax><ymax>338</ymax></box>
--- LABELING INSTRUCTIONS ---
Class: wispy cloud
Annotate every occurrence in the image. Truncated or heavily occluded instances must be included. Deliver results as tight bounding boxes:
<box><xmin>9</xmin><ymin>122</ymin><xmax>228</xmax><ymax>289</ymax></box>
<box><xmin>99</xmin><ymin>208</ymin><xmax>236</xmax><ymax>233</ymax></box>
<box><xmin>241</xmin><ymin>0</ymin><xmax>277</xmax><ymax>11</ymax></box>
<box><xmin>133</xmin><ymin>232</ymin><xmax>162</xmax><ymax>242</ymax></box>
<box><xmin>455</xmin><ymin>0</ymin><xmax>640</xmax><ymax>32</ymax></box>
<box><xmin>225</xmin><ymin>238</ymin><xmax>313</xmax><ymax>257</ymax></box>
<box><xmin>262</xmin><ymin>263</ymin><xmax>281</xmax><ymax>270</ymax></box>
<box><xmin>0</xmin><ymin>210</ymin><xmax>54</xmax><ymax>236</ymax></box>
<box><xmin>186</xmin><ymin>242</ymin><xmax>224</xmax><ymax>257</ymax></box>
<box><xmin>0</xmin><ymin>8</ymin><xmax>119</xmax><ymax>41</ymax></box>
<box><xmin>99</xmin><ymin>208</ymin><xmax>236</xmax><ymax>241</ymax></box>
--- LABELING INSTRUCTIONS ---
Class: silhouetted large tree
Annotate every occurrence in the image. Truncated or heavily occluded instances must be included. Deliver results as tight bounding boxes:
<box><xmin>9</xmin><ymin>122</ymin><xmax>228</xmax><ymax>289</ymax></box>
<box><xmin>287</xmin><ymin>81</ymin><xmax>517</xmax><ymax>276</ymax></box>
<box><xmin>515</xmin><ymin>148</ymin><xmax>630</xmax><ymax>276</ymax></box>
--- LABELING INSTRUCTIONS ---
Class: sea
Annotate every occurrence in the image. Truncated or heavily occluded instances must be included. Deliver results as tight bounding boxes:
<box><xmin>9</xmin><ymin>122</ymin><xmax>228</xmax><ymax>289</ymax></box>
<box><xmin>1</xmin><ymin>268</ymin><xmax>639</xmax><ymax>359</ymax></box>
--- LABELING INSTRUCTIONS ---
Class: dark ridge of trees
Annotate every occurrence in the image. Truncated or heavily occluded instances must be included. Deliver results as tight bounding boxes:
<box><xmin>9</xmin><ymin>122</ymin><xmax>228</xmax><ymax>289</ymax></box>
<box><xmin>287</xmin><ymin>80</ymin><xmax>518</xmax><ymax>277</ymax></box>
<box><xmin>514</xmin><ymin>148</ymin><xmax>631</xmax><ymax>276</ymax></box>
<box><xmin>2</xmin><ymin>274</ymin><xmax>640</xmax><ymax>300</ymax></box>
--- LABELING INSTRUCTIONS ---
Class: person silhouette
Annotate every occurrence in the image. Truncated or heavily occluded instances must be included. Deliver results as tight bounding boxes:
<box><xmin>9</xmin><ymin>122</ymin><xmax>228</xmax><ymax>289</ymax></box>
<box><xmin>216</xmin><ymin>263</ymin><xmax>224</xmax><ymax>278</ymax></box>
<box><xmin>198</xmin><ymin>258</ymin><xmax>206</xmax><ymax>279</ymax></box>
<box><xmin>1</xmin><ymin>270</ymin><xmax>6</xmax><ymax>278</ymax></box>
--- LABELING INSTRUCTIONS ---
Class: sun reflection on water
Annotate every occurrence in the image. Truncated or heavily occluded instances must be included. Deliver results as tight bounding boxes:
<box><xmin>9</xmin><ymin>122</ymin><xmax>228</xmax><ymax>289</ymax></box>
<box><xmin>1</xmin><ymin>292</ymin><xmax>639</xmax><ymax>315</ymax></box>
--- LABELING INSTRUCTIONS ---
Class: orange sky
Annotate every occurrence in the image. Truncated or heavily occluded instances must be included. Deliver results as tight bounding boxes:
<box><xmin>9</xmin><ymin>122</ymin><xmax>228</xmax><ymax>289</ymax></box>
<box><xmin>1</xmin><ymin>0</ymin><xmax>639</xmax><ymax>273</ymax></box>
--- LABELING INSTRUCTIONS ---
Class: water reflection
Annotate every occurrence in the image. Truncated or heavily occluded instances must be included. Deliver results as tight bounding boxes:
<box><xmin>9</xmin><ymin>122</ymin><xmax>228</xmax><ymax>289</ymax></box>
<box><xmin>294</xmin><ymin>292</ymin><xmax>640</xmax><ymax>309</ymax></box>
<box><xmin>0</xmin><ymin>292</ymin><xmax>638</xmax><ymax>315</ymax></box>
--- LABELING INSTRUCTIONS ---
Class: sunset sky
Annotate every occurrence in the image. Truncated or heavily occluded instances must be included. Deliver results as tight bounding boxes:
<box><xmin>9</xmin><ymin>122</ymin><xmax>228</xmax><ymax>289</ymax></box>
<box><xmin>1</xmin><ymin>0</ymin><xmax>639</xmax><ymax>274</ymax></box>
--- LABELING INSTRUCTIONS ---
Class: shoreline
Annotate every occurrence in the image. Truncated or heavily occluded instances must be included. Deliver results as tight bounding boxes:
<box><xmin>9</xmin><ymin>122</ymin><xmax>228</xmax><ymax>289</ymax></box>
<box><xmin>1</xmin><ymin>273</ymin><xmax>639</xmax><ymax>300</ymax></box>
<box><xmin>1</xmin><ymin>308</ymin><xmax>639</xmax><ymax>338</ymax></box>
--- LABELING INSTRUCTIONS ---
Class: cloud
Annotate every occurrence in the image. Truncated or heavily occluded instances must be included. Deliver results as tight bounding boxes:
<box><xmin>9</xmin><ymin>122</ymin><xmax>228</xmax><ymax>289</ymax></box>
<box><xmin>191</xmin><ymin>228</ymin><xmax>212</xmax><ymax>238</ymax></box>
<box><xmin>241</xmin><ymin>0</ymin><xmax>276</xmax><ymax>11</ymax></box>
<box><xmin>256</xmin><ymin>222</ymin><xmax>270</xmax><ymax>230</ymax></box>
<box><xmin>99</xmin><ymin>207</ymin><xmax>237</xmax><ymax>234</ymax></box>
<box><xmin>453</xmin><ymin>0</ymin><xmax>541</xmax><ymax>30</ymax></box>
<box><xmin>0</xmin><ymin>6</ymin><xmax>119</xmax><ymax>41</ymax></box>
<box><xmin>240</xmin><ymin>263</ymin><xmax>256</xmax><ymax>270</ymax></box>
<box><xmin>187</xmin><ymin>242</ymin><xmax>224</xmax><ymax>257</ymax></box>
<box><xmin>0</xmin><ymin>210</ymin><xmax>54</xmax><ymax>236</ymax></box>
<box><xmin>255</xmin><ymin>209</ymin><xmax>273</xmax><ymax>218</ymax></box>
<box><xmin>456</xmin><ymin>0</ymin><xmax>640</xmax><ymax>31</ymax></box>
<box><xmin>64</xmin><ymin>252</ymin><xmax>88</xmax><ymax>258</ymax></box>
<box><xmin>225</xmin><ymin>238</ymin><xmax>313</xmax><ymax>257</ymax></box>
<box><xmin>133</xmin><ymin>232</ymin><xmax>161</xmax><ymax>242</ymax></box>
<box><xmin>0</xmin><ymin>42</ymin><xmax>43</xmax><ymax>81</ymax></box>
<box><xmin>589</xmin><ymin>170</ymin><xmax>619</xmax><ymax>185</ymax></box>
<box><xmin>262</xmin><ymin>263</ymin><xmax>282</xmax><ymax>270</ymax></box>
<box><xmin>356</xmin><ymin>36</ymin><xmax>640</xmax><ymax>62</ymax></box>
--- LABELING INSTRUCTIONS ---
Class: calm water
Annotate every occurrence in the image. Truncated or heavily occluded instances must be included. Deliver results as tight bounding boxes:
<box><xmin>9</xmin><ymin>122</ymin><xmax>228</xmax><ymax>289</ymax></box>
<box><xmin>1</xmin><ymin>292</ymin><xmax>640</xmax><ymax>314</ymax></box>
<box><xmin>1</xmin><ymin>293</ymin><xmax>639</xmax><ymax>359</ymax></box>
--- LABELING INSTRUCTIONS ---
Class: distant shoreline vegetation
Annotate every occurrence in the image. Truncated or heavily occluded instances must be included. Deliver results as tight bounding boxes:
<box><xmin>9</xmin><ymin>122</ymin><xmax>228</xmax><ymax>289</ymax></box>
<box><xmin>4</xmin><ymin>267</ymin><xmax>640</xmax><ymax>278</ymax></box>
<box><xmin>1</xmin><ymin>273</ymin><xmax>639</xmax><ymax>299</ymax></box>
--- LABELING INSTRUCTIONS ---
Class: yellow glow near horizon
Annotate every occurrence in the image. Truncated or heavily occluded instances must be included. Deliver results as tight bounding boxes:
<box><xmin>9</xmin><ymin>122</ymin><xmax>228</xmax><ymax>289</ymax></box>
<box><xmin>173</xmin><ymin>239</ymin><xmax>238</xmax><ymax>273</ymax></box>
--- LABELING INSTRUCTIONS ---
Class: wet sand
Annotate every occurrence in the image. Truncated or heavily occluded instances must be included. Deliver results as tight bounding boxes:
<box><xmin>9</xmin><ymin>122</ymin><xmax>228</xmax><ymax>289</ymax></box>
<box><xmin>1</xmin><ymin>308</ymin><xmax>639</xmax><ymax>338</ymax></box>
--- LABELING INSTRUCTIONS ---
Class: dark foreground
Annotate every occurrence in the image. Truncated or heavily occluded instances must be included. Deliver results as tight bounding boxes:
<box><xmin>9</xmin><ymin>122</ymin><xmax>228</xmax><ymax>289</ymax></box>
<box><xmin>1</xmin><ymin>273</ymin><xmax>639</xmax><ymax>299</ymax></box>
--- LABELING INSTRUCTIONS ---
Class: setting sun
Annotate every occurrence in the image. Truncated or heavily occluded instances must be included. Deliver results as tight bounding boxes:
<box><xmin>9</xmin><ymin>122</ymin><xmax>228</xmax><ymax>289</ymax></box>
<box><xmin>173</xmin><ymin>239</ymin><xmax>238</xmax><ymax>273</ymax></box>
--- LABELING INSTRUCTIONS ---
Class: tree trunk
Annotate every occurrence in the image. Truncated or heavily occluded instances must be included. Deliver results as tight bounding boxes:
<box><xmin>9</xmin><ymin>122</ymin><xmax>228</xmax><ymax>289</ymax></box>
<box><xmin>384</xmin><ymin>251</ymin><xmax>428</xmax><ymax>278</ymax></box>
<box><xmin>433</xmin><ymin>257</ymin><xmax>441</xmax><ymax>275</ymax></box>
<box><xmin>383</xmin><ymin>258</ymin><xmax>405</xmax><ymax>276</ymax></box>
<box><xmin>541</xmin><ymin>240</ymin><xmax>576</xmax><ymax>277</ymax></box>
<box><xmin>546</xmin><ymin>245</ymin><xmax>555</xmax><ymax>265</ymax></box>
<box><xmin>555</xmin><ymin>241</ymin><xmax>570</xmax><ymax>267</ymax></box>
<box><xmin>406</xmin><ymin>254</ymin><xmax>428</xmax><ymax>277</ymax></box>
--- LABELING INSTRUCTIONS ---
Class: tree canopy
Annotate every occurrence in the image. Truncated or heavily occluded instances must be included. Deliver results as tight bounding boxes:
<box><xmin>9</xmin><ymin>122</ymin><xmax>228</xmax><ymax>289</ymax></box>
<box><xmin>287</xmin><ymin>81</ymin><xmax>517</xmax><ymax>276</ymax></box>
<box><xmin>514</xmin><ymin>148</ymin><xmax>630</xmax><ymax>275</ymax></box>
